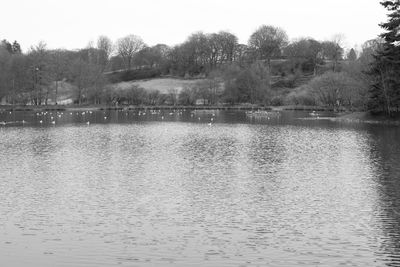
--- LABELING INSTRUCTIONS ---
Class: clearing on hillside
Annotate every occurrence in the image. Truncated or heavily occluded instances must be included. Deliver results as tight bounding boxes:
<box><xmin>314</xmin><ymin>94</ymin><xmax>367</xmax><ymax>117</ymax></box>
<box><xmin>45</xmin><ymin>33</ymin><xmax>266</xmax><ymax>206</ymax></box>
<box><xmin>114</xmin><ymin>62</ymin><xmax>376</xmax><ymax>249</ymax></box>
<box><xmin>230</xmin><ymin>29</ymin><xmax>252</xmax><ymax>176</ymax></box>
<box><xmin>113</xmin><ymin>78</ymin><xmax>206</xmax><ymax>94</ymax></box>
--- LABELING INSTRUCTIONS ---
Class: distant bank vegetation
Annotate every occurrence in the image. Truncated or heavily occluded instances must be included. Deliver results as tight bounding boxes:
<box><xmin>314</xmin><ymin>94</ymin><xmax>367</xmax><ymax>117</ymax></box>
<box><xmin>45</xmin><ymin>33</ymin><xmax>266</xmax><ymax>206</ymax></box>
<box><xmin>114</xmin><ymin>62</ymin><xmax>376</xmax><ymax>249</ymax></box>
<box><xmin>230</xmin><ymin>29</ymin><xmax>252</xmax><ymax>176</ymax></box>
<box><xmin>1</xmin><ymin>2</ymin><xmax>399</xmax><ymax>115</ymax></box>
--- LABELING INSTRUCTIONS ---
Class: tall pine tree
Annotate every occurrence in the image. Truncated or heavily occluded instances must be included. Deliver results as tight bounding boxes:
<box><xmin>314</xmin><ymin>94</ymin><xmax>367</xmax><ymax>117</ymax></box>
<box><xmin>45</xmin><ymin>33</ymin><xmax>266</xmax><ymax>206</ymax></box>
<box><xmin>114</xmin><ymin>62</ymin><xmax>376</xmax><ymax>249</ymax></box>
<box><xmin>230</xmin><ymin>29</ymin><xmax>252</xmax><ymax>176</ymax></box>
<box><xmin>369</xmin><ymin>0</ymin><xmax>400</xmax><ymax>115</ymax></box>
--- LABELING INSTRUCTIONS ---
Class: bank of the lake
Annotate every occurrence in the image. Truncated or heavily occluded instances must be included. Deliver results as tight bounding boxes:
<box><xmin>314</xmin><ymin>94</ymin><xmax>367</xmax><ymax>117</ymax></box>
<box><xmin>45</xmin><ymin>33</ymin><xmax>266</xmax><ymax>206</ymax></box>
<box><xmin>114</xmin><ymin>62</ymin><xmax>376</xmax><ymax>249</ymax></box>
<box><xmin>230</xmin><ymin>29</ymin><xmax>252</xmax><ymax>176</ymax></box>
<box><xmin>333</xmin><ymin>111</ymin><xmax>400</xmax><ymax>126</ymax></box>
<box><xmin>0</xmin><ymin>104</ymin><xmax>342</xmax><ymax>112</ymax></box>
<box><xmin>2</xmin><ymin>104</ymin><xmax>399</xmax><ymax>126</ymax></box>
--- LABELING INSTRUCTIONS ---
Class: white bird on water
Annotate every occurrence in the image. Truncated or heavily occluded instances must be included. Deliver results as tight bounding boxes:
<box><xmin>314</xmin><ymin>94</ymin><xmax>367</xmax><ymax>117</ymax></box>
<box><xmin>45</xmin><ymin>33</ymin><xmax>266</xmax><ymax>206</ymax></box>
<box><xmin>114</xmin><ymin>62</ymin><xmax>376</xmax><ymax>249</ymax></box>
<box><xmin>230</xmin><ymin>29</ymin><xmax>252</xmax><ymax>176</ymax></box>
<box><xmin>51</xmin><ymin>121</ymin><xmax>56</xmax><ymax>125</ymax></box>
<box><xmin>86</xmin><ymin>121</ymin><xmax>90</xmax><ymax>125</ymax></box>
<box><xmin>39</xmin><ymin>120</ymin><xmax>43</xmax><ymax>124</ymax></box>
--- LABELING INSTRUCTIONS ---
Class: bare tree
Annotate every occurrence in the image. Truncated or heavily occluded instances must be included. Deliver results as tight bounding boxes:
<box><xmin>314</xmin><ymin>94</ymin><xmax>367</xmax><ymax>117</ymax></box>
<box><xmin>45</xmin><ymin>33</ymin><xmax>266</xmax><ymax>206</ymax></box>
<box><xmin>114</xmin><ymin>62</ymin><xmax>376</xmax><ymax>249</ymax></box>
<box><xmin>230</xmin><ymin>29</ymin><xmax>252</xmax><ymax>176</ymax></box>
<box><xmin>167</xmin><ymin>88</ymin><xmax>179</xmax><ymax>105</ymax></box>
<box><xmin>321</xmin><ymin>34</ymin><xmax>345</xmax><ymax>71</ymax></box>
<box><xmin>116</xmin><ymin>34</ymin><xmax>145</xmax><ymax>70</ymax></box>
<box><xmin>248</xmin><ymin>25</ymin><xmax>288</xmax><ymax>66</ymax></box>
<box><xmin>284</xmin><ymin>38</ymin><xmax>322</xmax><ymax>75</ymax></box>
<box><xmin>96</xmin><ymin>35</ymin><xmax>113</xmax><ymax>70</ymax></box>
<box><xmin>49</xmin><ymin>49</ymin><xmax>71</xmax><ymax>104</ymax></box>
<box><xmin>27</xmin><ymin>41</ymin><xmax>52</xmax><ymax>105</ymax></box>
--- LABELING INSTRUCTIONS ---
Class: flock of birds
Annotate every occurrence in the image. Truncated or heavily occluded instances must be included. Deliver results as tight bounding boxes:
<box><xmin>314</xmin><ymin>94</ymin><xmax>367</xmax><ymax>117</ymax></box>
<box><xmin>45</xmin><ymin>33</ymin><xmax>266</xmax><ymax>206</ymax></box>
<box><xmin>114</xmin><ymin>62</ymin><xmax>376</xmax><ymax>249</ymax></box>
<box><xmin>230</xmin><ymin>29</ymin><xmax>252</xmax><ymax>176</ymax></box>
<box><xmin>309</xmin><ymin>110</ymin><xmax>320</xmax><ymax>118</ymax></box>
<box><xmin>0</xmin><ymin>109</ymin><xmax>325</xmax><ymax>127</ymax></box>
<box><xmin>245</xmin><ymin>110</ymin><xmax>281</xmax><ymax>121</ymax></box>
<box><xmin>0</xmin><ymin>109</ymin><xmax>217</xmax><ymax>127</ymax></box>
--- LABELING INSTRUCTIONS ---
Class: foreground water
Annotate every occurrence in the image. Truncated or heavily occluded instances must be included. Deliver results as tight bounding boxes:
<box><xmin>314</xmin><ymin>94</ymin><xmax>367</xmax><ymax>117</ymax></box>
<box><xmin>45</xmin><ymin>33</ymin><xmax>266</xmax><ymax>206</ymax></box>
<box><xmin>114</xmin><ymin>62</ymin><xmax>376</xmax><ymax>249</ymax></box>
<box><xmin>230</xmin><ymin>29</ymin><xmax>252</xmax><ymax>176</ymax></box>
<box><xmin>1</xmin><ymin>110</ymin><xmax>400</xmax><ymax>266</ymax></box>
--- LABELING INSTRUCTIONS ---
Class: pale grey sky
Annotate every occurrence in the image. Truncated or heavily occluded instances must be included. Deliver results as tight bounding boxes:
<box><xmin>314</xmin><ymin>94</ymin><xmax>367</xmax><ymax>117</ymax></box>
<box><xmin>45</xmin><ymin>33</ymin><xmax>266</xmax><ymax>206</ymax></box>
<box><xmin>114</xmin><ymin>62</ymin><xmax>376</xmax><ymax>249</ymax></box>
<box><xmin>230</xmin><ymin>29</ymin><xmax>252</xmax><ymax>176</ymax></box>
<box><xmin>1</xmin><ymin>0</ymin><xmax>387</xmax><ymax>52</ymax></box>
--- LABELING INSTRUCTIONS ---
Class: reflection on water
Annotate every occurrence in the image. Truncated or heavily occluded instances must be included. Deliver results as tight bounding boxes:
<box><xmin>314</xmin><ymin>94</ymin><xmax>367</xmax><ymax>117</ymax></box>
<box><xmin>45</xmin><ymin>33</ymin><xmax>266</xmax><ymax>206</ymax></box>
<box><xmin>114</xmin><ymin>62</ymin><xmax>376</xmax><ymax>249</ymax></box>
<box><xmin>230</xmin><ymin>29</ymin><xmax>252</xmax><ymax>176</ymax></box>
<box><xmin>0</xmin><ymin>110</ymin><xmax>400</xmax><ymax>266</ymax></box>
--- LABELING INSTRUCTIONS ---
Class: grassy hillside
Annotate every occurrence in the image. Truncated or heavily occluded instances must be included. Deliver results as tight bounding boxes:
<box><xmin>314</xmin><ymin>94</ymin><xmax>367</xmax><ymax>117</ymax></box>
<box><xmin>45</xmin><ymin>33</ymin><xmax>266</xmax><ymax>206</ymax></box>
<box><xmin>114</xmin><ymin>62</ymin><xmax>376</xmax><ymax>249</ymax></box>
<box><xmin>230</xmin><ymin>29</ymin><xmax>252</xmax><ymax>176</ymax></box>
<box><xmin>112</xmin><ymin>78</ymin><xmax>205</xmax><ymax>94</ymax></box>
<box><xmin>47</xmin><ymin>81</ymin><xmax>76</xmax><ymax>105</ymax></box>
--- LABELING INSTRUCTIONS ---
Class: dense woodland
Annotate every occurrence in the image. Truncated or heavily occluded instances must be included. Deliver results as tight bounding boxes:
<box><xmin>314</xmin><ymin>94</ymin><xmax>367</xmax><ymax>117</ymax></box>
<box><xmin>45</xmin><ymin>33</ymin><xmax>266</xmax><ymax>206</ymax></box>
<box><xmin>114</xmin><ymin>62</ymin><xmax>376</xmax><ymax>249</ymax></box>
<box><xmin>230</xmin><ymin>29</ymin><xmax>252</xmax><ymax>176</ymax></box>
<box><xmin>0</xmin><ymin>1</ymin><xmax>399</xmax><ymax>115</ymax></box>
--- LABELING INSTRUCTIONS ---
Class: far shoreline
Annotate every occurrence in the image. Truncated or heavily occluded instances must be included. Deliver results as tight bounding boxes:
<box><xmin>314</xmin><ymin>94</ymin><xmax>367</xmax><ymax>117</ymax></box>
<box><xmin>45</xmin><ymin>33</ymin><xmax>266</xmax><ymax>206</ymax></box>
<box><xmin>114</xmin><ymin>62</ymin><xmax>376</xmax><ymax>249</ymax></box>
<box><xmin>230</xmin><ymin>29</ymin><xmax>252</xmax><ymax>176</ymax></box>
<box><xmin>0</xmin><ymin>104</ymin><xmax>341</xmax><ymax>112</ymax></box>
<box><xmin>1</xmin><ymin>104</ymin><xmax>399</xmax><ymax>125</ymax></box>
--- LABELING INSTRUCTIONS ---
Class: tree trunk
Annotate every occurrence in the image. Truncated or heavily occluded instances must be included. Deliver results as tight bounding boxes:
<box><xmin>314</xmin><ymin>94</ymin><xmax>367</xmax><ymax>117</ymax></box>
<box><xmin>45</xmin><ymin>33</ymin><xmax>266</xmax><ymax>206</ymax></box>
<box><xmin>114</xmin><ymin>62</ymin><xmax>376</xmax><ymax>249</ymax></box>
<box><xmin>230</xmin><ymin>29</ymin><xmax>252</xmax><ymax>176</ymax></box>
<box><xmin>379</xmin><ymin>67</ymin><xmax>391</xmax><ymax>116</ymax></box>
<box><xmin>55</xmin><ymin>80</ymin><xmax>58</xmax><ymax>105</ymax></box>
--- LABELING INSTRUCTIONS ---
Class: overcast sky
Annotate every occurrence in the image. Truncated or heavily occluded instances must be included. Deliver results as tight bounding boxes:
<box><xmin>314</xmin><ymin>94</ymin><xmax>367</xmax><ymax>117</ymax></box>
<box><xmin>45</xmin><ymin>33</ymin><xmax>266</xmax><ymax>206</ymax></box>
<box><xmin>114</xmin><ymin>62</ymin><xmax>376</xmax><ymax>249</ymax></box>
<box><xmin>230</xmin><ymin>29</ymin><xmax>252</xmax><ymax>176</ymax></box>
<box><xmin>1</xmin><ymin>0</ymin><xmax>387</xmax><ymax>52</ymax></box>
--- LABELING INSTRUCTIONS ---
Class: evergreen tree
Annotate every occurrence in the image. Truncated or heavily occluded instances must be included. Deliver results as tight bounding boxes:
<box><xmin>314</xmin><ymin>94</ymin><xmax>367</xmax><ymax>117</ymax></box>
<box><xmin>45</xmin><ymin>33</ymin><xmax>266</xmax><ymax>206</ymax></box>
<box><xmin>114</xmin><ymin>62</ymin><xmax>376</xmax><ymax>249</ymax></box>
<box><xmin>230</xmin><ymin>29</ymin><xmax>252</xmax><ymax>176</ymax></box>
<box><xmin>369</xmin><ymin>0</ymin><xmax>400</xmax><ymax>115</ymax></box>
<box><xmin>12</xmin><ymin>41</ymin><xmax>22</xmax><ymax>54</ymax></box>
<box><xmin>1</xmin><ymin>39</ymin><xmax>12</xmax><ymax>53</ymax></box>
<box><xmin>347</xmin><ymin>48</ymin><xmax>357</xmax><ymax>61</ymax></box>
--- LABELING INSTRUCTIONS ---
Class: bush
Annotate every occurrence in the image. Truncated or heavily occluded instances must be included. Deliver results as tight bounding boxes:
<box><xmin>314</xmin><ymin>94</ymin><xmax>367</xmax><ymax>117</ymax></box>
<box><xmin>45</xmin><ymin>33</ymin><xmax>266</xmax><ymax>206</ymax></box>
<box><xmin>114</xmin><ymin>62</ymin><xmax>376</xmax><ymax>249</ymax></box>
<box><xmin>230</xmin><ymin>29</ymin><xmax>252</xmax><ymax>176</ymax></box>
<box><xmin>270</xmin><ymin>96</ymin><xmax>284</xmax><ymax>106</ymax></box>
<box><xmin>285</xmin><ymin>85</ymin><xmax>317</xmax><ymax>106</ymax></box>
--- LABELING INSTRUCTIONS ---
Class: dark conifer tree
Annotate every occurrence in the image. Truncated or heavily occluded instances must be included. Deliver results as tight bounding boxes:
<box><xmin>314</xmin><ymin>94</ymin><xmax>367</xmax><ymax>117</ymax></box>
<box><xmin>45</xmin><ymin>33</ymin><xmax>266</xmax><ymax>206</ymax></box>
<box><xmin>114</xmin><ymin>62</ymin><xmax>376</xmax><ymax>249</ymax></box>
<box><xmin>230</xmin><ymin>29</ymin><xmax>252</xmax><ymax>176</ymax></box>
<box><xmin>12</xmin><ymin>41</ymin><xmax>22</xmax><ymax>54</ymax></box>
<box><xmin>1</xmin><ymin>39</ymin><xmax>12</xmax><ymax>53</ymax></box>
<box><xmin>369</xmin><ymin>0</ymin><xmax>400</xmax><ymax>114</ymax></box>
<box><xmin>347</xmin><ymin>48</ymin><xmax>357</xmax><ymax>61</ymax></box>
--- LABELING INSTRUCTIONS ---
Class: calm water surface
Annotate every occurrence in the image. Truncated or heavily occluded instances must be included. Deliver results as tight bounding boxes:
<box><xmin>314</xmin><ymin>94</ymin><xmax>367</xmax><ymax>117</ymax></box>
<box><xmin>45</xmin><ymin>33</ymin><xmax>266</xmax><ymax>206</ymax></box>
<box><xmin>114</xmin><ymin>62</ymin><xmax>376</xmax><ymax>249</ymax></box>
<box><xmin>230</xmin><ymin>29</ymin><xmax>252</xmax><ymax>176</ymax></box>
<box><xmin>1</xmin><ymin>110</ymin><xmax>400</xmax><ymax>266</ymax></box>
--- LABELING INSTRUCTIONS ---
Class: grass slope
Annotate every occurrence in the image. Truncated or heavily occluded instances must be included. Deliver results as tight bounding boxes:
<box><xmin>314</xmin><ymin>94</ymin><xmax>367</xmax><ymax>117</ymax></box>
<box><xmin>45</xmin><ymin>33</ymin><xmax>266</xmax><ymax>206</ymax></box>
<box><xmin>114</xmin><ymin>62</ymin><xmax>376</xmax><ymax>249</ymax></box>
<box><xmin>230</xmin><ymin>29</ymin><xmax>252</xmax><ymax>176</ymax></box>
<box><xmin>113</xmin><ymin>78</ymin><xmax>205</xmax><ymax>94</ymax></box>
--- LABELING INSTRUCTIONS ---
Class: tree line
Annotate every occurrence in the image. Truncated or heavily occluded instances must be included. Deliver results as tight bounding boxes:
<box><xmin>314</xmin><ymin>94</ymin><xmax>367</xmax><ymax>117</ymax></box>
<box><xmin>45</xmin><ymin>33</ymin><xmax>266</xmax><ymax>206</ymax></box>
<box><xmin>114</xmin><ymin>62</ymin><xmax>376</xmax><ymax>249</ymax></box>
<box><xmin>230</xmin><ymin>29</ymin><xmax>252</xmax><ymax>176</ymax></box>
<box><xmin>294</xmin><ymin>0</ymin><xmax>400</xmax><ymax>115</ymax></box>
<box><xmin>1</xmin><ymin>9</ymin><xmax>398</xmax><ymax>114</ymax></box>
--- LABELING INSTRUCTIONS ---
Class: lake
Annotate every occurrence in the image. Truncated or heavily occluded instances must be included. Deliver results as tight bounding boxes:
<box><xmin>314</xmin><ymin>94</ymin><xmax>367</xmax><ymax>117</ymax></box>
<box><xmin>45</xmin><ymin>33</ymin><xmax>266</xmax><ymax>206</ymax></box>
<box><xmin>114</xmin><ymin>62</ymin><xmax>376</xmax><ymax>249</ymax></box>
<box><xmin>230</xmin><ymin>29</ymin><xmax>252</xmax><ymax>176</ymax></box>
<box><xmin>1</xmin><ymin>109</ymin><xmax>400</xmax><ymax>266</ymax></box>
